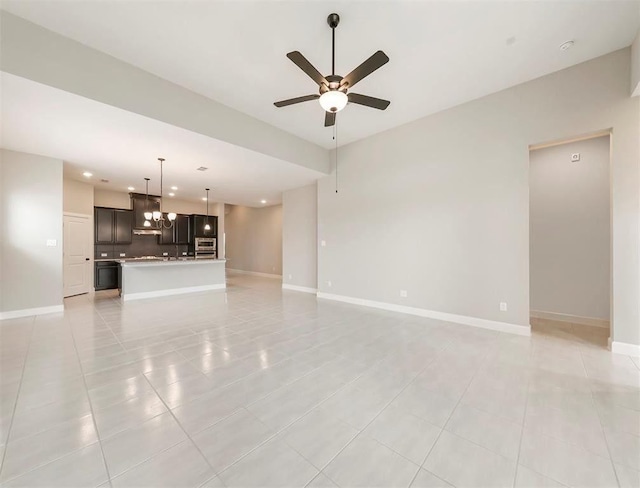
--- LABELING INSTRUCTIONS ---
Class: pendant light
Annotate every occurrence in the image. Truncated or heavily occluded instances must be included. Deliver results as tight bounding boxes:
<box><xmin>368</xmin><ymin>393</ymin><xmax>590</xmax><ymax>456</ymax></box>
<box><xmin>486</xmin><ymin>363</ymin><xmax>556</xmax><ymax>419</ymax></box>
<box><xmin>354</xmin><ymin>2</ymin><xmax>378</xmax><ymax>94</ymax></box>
<box><xmin>204</xmin><ymin>188</ymin><xmax>211</xmax><ymax>231</ymax></box>
<box><xmin>143</xmin><ymin>178</ymin><xmax>152</xmax><ymax>227</ymax></box>
<box><xmin>149</xmin><ymin>158</ymin><xmax>176</xmax><ymax>229</ymax></box>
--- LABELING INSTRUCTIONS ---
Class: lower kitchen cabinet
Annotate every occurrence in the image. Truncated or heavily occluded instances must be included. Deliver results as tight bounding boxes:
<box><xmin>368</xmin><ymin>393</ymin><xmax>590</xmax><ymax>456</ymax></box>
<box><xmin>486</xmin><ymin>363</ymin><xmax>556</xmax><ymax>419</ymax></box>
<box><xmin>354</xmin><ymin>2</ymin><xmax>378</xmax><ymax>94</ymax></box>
<box><xmin>95</xmin><ymin>261</ymin><xmax>120</xmax><ymax>290</ymax></box>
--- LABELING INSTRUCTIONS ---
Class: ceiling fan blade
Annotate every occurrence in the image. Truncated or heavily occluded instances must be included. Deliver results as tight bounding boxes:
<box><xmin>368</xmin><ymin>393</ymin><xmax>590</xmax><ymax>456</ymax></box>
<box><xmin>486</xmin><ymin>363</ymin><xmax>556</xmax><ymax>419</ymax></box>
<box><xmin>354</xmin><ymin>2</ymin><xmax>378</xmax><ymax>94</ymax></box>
<box><xmin>347</xmin><ymin>93</ymin><xmax>390</xmax><ymax>110</ymax></box>
<box><xmin>274</xmin><ymin>94</ymin><xmax>320</xmax><ymax>107</ymax></box>
<box><xmin>341</xmin><ymin>50</ymin><xmax>389</xmax><ymax>89</ymax></box>
<box><xmin>286</xmin><ymin>51</ymin><xmax>328</xmax><ymax>86</ymax></box>
<box><xmin>324</xmin><ymin>111</ymin><xmax>336</xmax><ymax>127</ymax></box>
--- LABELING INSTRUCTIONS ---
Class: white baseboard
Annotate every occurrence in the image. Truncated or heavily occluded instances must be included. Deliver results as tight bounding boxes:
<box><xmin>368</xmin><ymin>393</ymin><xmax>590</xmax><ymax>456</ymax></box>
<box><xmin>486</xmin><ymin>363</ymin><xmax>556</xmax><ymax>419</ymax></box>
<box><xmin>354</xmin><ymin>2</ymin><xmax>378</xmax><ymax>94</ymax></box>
<box><xmin>122</xmin><ymin>284</ymin><xmax>226</xmax><ymax>302</ymax></box>
<box><xmin>530</xmin><ymin>310</ymin><xmax>609</xmax><ymax>328</ymax></box>
<box><xmin>282</xmin><ymin>284</ymin><xmax>317</xmax><ymax>294</ymax></box>
<box><xmin>0</xmin><ymin>304</ymin><xmax>64</xmax><ymax>320</ymax></box>
<box><xmin>226</xmin><ymin>268</ymin><xmax>282</xmax><ymax>279</ymax></box>
<box><xmin>317</xmin><ymin>292</ymin><xmax>530</xmax><ymax>336</ymax></box>
<box><xmin>611</xmin><ymin>341</ymin><xmax>640</xmax><ymax>357</ymax></box>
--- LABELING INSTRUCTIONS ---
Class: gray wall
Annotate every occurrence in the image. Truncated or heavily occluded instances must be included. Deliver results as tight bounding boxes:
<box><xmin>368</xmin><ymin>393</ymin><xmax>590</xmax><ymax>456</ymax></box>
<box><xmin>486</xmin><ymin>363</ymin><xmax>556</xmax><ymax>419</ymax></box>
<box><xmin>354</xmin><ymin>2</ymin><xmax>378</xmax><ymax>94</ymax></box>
<box><xmin>317</xmin><ymin>49</ymin><xmax>639</xmax><ymax>345</ymax></box>
<box><xmin>530</xmin><ymin>136</ymin><xmax>610</xmax><ymax>321</ymax></box>
<box><xmin>1</xmin><ymin>149</ymin><xmax>64</xmax><ymax>315</ymax></box>
<box><xmin>225</xmin><ymin>204</ymin><xmax>282</xmax><ymax>276</ymax></box>
<box><xmin>632</xmin><ymin>30</ymin><xmax>640</xmax><ymax>96</ymax></box>
<box><xmin>282</xmin><ymin>183</ymin><xmax>317</xmax><ymax>290</ymax></box>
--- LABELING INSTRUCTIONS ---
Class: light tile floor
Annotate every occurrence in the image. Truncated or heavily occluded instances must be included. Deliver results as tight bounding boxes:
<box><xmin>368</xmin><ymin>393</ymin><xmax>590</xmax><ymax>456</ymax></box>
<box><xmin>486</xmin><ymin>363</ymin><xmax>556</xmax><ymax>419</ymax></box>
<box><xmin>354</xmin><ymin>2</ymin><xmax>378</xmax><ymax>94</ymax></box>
<box><xmin>0</xmin><ymin>272</ymin><xmax>638</xmax><ymax>487</ymax></box>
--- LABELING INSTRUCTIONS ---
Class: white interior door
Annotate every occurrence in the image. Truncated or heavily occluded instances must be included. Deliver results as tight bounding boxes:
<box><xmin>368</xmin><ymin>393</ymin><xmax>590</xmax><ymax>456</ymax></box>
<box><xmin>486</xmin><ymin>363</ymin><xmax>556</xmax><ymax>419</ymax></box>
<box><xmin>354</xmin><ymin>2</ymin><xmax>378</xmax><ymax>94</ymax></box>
<box><xmin>64</xmin><ymin>214</ymin><xmax>91</xmax><ymax>297</ymax></box>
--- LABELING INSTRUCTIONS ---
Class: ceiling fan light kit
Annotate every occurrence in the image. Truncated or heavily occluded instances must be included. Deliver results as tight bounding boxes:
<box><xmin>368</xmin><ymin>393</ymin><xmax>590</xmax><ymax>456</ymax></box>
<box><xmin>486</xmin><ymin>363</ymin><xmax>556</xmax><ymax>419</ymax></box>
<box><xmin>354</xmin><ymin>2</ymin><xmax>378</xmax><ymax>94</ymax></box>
<box><xmin>274</xmin><ymin>13</ymin><xmax>390</xmax><ymax>127</ymax></box>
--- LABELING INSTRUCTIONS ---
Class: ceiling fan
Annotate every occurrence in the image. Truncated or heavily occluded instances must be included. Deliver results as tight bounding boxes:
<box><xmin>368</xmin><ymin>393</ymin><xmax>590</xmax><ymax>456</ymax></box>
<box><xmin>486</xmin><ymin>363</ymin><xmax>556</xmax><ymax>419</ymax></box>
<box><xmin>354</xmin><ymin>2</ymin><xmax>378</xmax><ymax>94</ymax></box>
<box><xmin>274</xmin><ymin>13</ymin><xmax>390</xmax><ymax>127</ymax></box>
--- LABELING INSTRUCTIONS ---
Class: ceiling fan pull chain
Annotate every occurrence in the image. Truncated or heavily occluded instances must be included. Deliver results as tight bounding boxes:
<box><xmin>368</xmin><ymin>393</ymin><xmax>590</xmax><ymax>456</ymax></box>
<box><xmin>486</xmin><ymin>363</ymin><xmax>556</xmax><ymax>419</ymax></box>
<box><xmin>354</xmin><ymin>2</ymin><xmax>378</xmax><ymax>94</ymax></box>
<box><xmin>334</xmin><ymin>118</ymin><xmax>338</xmax><ymax>193</ymax></box>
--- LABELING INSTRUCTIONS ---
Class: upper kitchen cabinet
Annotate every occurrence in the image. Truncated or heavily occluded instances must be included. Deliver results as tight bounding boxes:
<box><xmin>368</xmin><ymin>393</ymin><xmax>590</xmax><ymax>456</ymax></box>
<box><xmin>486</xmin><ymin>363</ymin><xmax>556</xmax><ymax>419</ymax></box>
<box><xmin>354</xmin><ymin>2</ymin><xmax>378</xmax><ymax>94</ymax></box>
<box><xmin>130</xmin><ymin>193</ymin><xmax>161</xmax><ymax>229</ymax></box>
<box><xmin>175</xmin><ymin>214</ymin><xmax>191</xmax><ymax>244</ymax></box>
<box><xmin>192</xmin><ymin>215</ymin><xmax>217</xmax><ymax>238</ymax></box>
<box><xmin>114</xmin><ymin>210</ymin><xmax>133</xmax><ymax>243</ymax></box>
<box><xmin>95</xmin><ymin>207</ymin><xmax>133</xmax><ymax>244</ymax></box>
<box><xmin>95</xmin><ymin>207</ymin><xmax>114</xmax><ymax>244</ymax></box>
<box><xmin>158</xmin><ymin>213</ymin><xmax>191</xmax><ymax>245</ymax></box>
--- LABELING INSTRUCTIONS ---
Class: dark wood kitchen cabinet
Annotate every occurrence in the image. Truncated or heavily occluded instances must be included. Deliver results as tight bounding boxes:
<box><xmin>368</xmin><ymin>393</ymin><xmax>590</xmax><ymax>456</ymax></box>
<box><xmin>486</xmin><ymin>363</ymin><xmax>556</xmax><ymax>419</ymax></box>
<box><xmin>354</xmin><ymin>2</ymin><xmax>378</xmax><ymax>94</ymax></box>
<box><xmin>95</xmin><ymin>207</ymin><xmax>114</xmax><ymax>244</ymax></box>
<box><xmin>158</xmin><ymin>214</ymin><xmax>191</xmax><ymax>244</ymax></box>
<box><xmin>114</xmin><ymin>210</ymin><xmax>133</xmax><ymax>243</ymax></box>
<box><xmin>94</xmin><ymin>207</ymin><xmax>133</xmax><ymax>244</ymax></box>
<box><xmin>192</xmin><ymin>215</ymin><xmax>217</xmax><ymax>238</ymax></box>
<box><xmin>175</xmin><ymin>214</ymin><xmax>191</xmax><ymax>244</ymax></box>
<box><xmin>95</xmin><ymin>261</ymin><xmax>120</xmax><ymax>290</ymax></box>
<box><xmin>131</xmin><ymin>193</ymin><xmax>161</xmax><ymax>229</ymax></box>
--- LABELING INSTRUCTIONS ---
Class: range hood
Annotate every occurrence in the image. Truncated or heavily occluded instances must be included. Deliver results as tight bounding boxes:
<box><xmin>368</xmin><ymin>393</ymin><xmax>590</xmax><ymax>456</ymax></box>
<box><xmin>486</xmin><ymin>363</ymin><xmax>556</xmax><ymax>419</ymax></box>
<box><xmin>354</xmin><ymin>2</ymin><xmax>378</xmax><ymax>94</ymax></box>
<box><xmin>133</xmin><ymin>228</ymin><xmax>162</xmax><ymax>236</ymax></box>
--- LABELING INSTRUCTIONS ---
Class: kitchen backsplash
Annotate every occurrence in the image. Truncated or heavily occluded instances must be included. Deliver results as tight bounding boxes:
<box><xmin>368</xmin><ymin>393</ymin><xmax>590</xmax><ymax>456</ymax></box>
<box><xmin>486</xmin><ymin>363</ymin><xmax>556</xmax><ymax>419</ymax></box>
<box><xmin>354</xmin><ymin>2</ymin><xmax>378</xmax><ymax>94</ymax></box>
<box><xmin>95</xmin><ymin>234</ymin><xmax>191</xmax><ymax>259</ymax></box>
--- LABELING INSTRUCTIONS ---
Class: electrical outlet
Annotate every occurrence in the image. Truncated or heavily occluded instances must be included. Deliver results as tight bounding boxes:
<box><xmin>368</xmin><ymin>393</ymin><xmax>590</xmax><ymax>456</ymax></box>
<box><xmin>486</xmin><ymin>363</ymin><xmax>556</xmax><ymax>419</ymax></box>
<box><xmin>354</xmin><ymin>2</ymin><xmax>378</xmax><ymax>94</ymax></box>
<box><xmin>101</xmin><ymin>253</ymin><xmax>107</xmax><ymax>257</ymax></box>
<box><xmin>46</xmin><ymin>239</ymin><xmax>57</xmax><ymax>247</ymax></box>
<box><xmin>500</xmin><ymin>302</ymin><xmax>508</xmax><ymax>312</ymax></box>
<box><xmin>571</xmin><ymin>153</ymin><xmax>580</xmax><ymax>162</ymax></box>
<box><xmin>162</xmin><ymin>252</ymin><xmax>168</xmax><ymax>256</ymax></box>
<box><xmin>288</xmin><ymin>274</ymin><xmax>292</xmax><ymax>280</ymax></box>
<box><xmin>400</xmin><ymin>290</ymin><xmax>408</xmax><ymax>298</ymax></box>
<box><xmin>120</xmin><ymin>253</ymin><xmax>126</xmax><ymax>257</ymax></box>
<box><xmin>321</xmin><ymin>240</ymin><xmax>327</xmax><ymax>247</ymax></box>
<box><xmin>272</xmin><ymin>266</ymin><xmax>275</xmax><ymax>271</ymax></box>
<box><xmin>327</xmin><ymin>280</ymin><xmax>332</xmax><ymax>288</ymax></box>
<box><xmin>182</xmin><ymin>252</ymin><xmax>187</xmax><ymax>256</ymax></box>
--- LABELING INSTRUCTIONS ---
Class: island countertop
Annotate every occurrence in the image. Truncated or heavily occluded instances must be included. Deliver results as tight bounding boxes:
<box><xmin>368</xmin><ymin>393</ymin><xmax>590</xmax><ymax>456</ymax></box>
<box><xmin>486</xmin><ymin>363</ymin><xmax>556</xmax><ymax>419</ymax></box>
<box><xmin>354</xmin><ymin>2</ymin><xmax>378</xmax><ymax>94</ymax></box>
<box><xmin>120</xmin><ymin>258</ymin><xmax>226</xmax><ymax>268</ymax></box>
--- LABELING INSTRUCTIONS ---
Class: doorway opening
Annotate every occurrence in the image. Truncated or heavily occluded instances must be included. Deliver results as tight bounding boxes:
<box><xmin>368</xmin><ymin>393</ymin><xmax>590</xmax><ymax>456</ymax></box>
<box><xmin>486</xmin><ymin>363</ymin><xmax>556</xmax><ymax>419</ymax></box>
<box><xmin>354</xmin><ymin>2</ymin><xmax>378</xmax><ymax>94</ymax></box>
<box><xmin>529</xmin><ymin>132</ymin><xmax>611</xmax><ymax>349</ymax></box>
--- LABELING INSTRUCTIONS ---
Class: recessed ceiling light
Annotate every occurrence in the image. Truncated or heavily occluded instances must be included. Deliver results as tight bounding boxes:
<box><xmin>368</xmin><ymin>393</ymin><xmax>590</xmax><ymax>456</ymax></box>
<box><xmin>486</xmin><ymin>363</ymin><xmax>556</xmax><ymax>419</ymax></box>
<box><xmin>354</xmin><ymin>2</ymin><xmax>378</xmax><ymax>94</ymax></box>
<box><xmin>260</xmin><ymin>199</ymin><xmax>267</xmax><ymax>204</ymax></box>
<box><xmin>83</xmin><ymin>171</ymin><xmax>92</xmax><ymax>177</ymax></box>
<box><xmin>559</xmin><ymin>40</ymin><xmax>574</xmax><ymax>51</ymax></box>
<box><xmin>169</xmin><ymin>192</ymin><xmax>175</xmax><ymax>197</ymax></box>
<box><xmin>127</xmin><ymin>186</ymin><xmax>135</xmax><ymax>191</ymax></box>
<box><xmin>202</xmin><ymin>197</ymin><xmax>207</xmax><ymax>201</ymax></box>
<box><xmin>171</xmin><ymin>186</ymin><xmax>178</xmax><ymax>190</ymax></box>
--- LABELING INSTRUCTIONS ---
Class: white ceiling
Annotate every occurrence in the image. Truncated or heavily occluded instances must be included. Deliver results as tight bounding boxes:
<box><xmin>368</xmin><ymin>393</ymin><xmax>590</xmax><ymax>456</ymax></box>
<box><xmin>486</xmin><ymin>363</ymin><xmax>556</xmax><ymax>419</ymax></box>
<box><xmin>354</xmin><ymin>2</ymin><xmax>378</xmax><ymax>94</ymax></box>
<box><xmin>2</xmin><ymin>1</ymin><xmax>638</xmax><ymax>149</ymax></box>
<box><xmin>0</xmin><ymin>73</ymin><xmax>324</xmax><ymax>206</ymax></box>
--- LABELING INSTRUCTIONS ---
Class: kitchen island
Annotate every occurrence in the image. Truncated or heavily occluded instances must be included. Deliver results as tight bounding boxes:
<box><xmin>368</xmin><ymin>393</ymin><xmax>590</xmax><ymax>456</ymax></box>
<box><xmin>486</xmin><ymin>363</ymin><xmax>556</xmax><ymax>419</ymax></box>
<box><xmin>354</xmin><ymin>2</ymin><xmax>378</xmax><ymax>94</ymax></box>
<box><xmin>119</xmin><ymin>258</ymin><xmax>226</xmax><ymax>301</ymax></box>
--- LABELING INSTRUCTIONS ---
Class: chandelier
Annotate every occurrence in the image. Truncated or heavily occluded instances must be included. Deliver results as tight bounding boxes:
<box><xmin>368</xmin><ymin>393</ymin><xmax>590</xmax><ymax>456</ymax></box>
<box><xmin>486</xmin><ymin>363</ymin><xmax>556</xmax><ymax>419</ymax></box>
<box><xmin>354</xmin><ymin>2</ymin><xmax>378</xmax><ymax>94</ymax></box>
<box><xmin>144</xmin><ymin>157</ymin><xmax>176</xmax><ymax>229</ymax></box>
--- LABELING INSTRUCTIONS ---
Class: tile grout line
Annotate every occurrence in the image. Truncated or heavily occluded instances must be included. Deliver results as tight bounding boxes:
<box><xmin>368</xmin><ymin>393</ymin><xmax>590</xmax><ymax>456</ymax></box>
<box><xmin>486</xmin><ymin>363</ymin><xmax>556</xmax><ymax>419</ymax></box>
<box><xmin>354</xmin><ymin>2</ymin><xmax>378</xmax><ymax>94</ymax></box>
<box><xmin>311</xmin><ymin>341</ymin><xmax>459</xmax><ymax>488</ymax></box>
<box><xmin>210</xmin><ymin>347</ymin><xmax>402</xmax><ymax>484</ymax></box>
<box><xmin>579</xmin><ymin>348</ymin><xmax>624</xmax><ymax>488</ymax></box>
<box><xmin>406</xmin><ymin>345</ymin><xmax>492</xmax><ymax>488</ymax></box>
<box><xmin>511</xmin><ymin>362</ymin><xmax>532</xmax><ymax>488</ymax></box>
<box><xmin>0</xmin><ymin>316</ymin><xmax>36</xmax><ymax>480</ymax></box>
<box><xmin>118</xmin><ymin>334</ymin><xmax>373</xmax><ymax>486</ymax></box>
<box><xmin>68</xmin><ymin>311</ymin><xmax>114</xmax><ymax>484</ymax></box>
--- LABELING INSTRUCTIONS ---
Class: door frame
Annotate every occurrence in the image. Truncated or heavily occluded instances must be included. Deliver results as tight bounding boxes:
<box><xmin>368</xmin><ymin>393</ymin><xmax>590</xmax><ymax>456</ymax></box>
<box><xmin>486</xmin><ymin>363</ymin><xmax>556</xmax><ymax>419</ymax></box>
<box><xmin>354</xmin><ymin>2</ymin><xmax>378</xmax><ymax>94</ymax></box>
<box><xmin>63</xmin><ymin>212</ymin><xmax>93</xmax><ymax>297</ymax></box>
